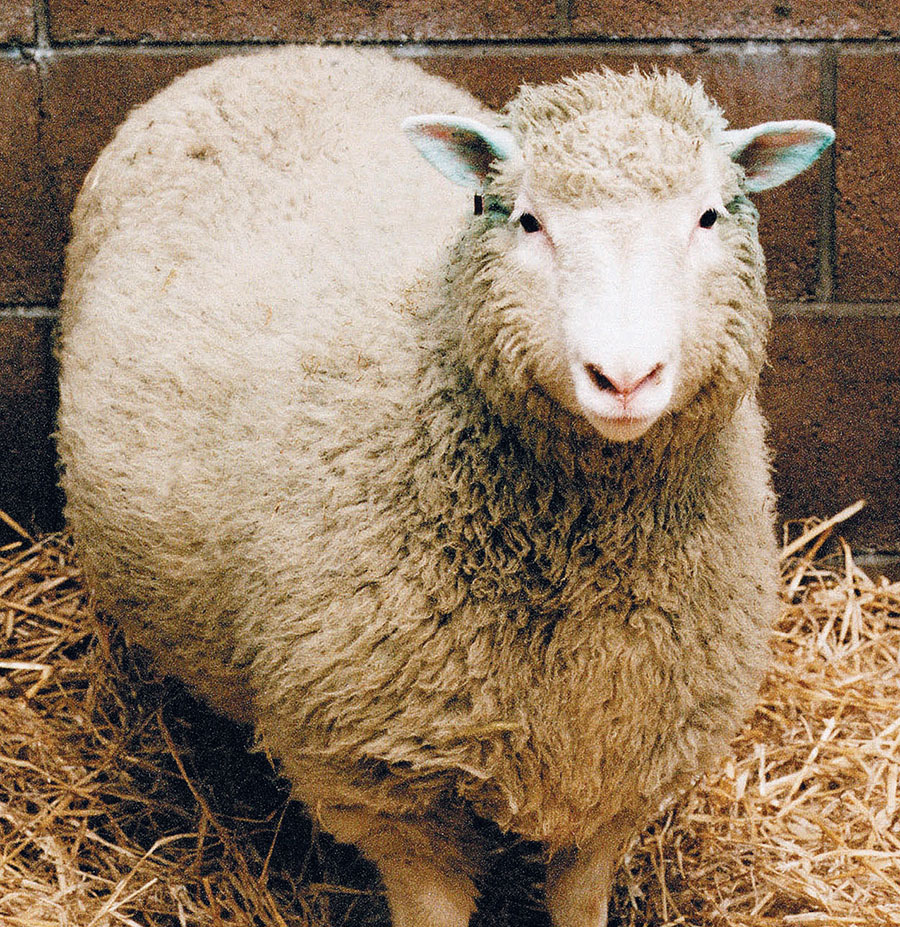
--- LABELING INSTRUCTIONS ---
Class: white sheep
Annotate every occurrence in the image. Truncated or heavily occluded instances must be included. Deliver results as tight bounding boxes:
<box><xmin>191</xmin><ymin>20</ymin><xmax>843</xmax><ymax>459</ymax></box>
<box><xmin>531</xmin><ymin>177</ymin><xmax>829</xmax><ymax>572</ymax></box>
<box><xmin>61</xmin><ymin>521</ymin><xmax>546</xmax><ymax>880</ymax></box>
<box><xmin>55</xmin><ymin>46</ymin><xmax>834</xmax><ymax>927</ymax></box>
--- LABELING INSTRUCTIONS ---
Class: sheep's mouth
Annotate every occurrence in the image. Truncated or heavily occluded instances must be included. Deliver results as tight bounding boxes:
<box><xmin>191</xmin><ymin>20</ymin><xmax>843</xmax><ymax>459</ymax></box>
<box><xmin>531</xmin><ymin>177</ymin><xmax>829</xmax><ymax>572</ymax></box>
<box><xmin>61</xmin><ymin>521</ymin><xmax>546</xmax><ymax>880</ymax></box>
<box><xmin>586</xmin><ymin>410</ymin><xmax>659</xmax><ymax>442</ymax></box>
<box><xmin>570</xmin><ymin>361</ymin><xmax>674</xmax><ymax>442</ymax></box>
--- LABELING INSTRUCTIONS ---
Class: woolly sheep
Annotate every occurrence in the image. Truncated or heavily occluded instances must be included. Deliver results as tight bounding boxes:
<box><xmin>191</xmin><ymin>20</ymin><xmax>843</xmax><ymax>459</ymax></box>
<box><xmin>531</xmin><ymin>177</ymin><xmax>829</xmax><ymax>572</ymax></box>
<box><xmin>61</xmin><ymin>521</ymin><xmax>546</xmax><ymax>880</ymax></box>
<box><xmin>55</xmin><ymin>46</ymin><xmax>834</xmax><ymax>927</ymax></box>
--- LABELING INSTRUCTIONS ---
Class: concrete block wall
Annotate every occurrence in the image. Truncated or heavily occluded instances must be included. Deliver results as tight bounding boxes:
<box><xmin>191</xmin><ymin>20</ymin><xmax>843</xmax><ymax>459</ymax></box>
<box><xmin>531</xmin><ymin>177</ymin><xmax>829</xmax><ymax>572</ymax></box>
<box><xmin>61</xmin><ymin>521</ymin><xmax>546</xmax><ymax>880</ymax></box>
<box><xmin>1</xmin><ymin>1</ymin><xmax>898</xmax><ymax>557</ymax></box>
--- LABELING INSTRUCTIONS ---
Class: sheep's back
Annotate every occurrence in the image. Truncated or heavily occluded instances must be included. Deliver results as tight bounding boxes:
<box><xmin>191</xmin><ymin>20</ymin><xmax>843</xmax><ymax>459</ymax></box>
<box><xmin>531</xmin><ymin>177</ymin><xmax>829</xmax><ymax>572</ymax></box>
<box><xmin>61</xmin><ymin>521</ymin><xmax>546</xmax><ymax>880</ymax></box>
<box><xmin>56</xmin><ymin>47</ymin><xmax>482</xmax><ymax>715</ymax></box>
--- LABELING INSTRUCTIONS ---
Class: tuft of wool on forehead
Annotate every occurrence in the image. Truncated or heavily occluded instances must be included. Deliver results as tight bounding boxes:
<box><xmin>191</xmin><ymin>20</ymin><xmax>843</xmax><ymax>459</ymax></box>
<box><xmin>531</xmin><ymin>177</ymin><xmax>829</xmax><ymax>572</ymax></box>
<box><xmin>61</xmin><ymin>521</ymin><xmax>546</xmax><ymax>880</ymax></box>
<box><xmin>502</xmin><ymin>68</ymin><xmax>733</xmax><ymax>203</ymax></box>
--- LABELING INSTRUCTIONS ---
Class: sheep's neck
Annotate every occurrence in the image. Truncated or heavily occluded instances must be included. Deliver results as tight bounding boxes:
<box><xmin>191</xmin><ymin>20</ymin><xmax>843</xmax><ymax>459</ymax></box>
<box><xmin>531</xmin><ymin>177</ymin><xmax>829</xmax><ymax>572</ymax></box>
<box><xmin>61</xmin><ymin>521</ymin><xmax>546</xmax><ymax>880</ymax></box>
<box><xmin>408</xmin><ymin>349</ymin><xmax>731</xmax><ymax>576</ymax></box>
<box><xmin>445</xmin><ymin>361</ymin><xmax>727</xmax><ymax>515</ymax></box>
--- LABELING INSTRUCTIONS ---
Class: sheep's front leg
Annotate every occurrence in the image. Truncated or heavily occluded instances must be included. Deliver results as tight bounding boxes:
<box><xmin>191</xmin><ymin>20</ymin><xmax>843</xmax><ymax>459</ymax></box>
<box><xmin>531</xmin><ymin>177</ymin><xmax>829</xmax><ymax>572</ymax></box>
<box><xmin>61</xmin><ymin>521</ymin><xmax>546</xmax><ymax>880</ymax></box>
<box><xmin>318</xmin><ymin>805</ymin><xmax>482</xmax><ymax>927</ymax></box>
<box><xmin>545</xmin><ymin>815</ymin><xmax>635</xmax><ymax>927</ymax></box>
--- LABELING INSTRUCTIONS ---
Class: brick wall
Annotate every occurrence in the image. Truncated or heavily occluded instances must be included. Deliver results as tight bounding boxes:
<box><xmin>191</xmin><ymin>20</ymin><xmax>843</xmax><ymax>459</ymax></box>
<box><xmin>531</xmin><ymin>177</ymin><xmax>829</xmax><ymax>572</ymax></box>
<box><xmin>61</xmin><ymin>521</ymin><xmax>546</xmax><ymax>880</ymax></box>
<box><xmin>2</xmin><ymin>2</ymin><xmax>898</xmax><ymax>558</ymax></box>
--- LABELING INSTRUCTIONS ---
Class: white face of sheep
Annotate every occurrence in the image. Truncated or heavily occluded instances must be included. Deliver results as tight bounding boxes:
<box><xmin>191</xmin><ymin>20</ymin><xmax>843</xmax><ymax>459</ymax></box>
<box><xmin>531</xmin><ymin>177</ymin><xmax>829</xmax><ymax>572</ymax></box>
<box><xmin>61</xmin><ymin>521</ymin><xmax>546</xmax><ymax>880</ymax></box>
<box><xmin>404</xmin><ymin>111</ymin><xmax>834</xmax><ymax>442</ymax></box>
<box><xmin>507</xmin><ymin>189</ymin><xmax>724</xmax><ymax>442</ymax></box>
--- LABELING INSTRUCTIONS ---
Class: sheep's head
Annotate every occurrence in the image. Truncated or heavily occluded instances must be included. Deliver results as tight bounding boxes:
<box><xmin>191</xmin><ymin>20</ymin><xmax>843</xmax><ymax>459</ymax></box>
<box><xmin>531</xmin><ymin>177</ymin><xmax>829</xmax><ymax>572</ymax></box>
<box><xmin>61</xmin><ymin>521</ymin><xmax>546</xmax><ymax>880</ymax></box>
<box><xmin>404</xmin><ymin>69</ymin><xmax>834</xmax><ymax>443</ymax></box>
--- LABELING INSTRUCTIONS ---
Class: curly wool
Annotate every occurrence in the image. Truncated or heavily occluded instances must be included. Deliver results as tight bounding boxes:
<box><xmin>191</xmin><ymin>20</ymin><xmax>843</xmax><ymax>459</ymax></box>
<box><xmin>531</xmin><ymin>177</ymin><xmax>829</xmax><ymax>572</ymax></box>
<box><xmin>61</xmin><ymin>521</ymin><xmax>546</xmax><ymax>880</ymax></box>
<box><xmin>502</xmin><ymin>68</ymin><xmax>736</xmax><ymax>203</ymax></box>
<box><xmin>56</xmin><ymin>47</ymin><xmax>780</xmax><ymax>863</ymax></box>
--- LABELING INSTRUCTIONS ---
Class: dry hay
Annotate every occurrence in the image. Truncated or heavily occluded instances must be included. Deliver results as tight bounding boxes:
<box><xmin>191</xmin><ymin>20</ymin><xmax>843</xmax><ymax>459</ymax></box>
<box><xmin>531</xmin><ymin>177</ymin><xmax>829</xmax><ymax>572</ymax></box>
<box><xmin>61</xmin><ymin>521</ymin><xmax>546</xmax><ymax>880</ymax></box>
<box><xmin>1</xmin><ymin>502</ymin><xmax>899</xmax><ymax>927</ymax></box>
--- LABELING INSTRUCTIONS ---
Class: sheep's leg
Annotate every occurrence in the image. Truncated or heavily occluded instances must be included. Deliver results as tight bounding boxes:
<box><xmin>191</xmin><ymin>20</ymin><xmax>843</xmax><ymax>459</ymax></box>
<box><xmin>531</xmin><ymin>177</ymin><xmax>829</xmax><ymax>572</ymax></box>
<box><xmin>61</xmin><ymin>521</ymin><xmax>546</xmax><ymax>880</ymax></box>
<box><xmin>544</xmin><ymin>815</ymin><xmax>635</xmax><ymax>927</ymax></box>
<box><xmin>317</xmin><ymin>805</ymin><xmax>482</xmax><ymax>927</ymax></box>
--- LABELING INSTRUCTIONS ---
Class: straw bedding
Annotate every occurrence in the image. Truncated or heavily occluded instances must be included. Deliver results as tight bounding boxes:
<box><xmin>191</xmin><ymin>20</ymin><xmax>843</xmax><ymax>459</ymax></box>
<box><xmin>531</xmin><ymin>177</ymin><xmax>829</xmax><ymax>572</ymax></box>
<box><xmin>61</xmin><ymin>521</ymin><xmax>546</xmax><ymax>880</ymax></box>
<box><xmin>1</xmin><ymin>503</ymin><xmax>898</xmax><ymax>926</ymax></box>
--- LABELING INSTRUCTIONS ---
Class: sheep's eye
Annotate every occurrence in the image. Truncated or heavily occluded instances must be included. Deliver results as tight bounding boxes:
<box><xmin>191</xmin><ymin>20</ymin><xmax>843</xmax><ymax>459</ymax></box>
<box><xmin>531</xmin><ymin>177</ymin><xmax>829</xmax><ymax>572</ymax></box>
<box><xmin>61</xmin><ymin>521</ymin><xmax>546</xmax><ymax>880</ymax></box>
<box><xmin>699</xmin><ymin>208</ymin><xmax>719</xmax><ymax>229</ymax></box>
<box><xmin>519</xmin><ymin>212</ymin><xmax>542</xmax><ymax>234</ymax></box>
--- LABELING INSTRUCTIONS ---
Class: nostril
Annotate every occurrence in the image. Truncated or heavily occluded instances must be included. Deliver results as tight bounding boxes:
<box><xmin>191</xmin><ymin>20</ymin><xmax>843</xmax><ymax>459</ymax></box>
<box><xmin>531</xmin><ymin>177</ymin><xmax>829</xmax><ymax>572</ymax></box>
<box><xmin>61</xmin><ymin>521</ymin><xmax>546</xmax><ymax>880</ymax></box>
<box><xmin>639</xmin><ymin>363</ymin><xmax>664</xmax><ymax>390</ymax></box>
<box><xmin>585</xmin><ymin>364</ymin><xmax>617</xmax><ymax>394</ymax></box>
<box><xmin>584</xmin><ymin>362</ymin><xmax>664</xmax><ymax>399</ymax></box>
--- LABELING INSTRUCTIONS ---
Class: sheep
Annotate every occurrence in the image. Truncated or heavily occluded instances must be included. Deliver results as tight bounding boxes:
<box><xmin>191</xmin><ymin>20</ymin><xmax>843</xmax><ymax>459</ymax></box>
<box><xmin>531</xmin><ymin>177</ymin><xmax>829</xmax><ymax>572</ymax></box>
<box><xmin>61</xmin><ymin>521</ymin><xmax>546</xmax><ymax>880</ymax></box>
<box><xmin>55</xmin><ymin>45</ymin><xmax>835</xmax><ymax>927</ymax></box>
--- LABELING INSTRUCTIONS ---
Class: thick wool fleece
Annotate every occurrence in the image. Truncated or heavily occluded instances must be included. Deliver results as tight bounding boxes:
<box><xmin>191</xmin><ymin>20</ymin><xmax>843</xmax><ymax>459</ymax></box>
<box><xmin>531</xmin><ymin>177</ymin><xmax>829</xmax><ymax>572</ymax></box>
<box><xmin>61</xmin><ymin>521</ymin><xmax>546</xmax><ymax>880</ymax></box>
<box><xmin>504</xmin><ymin>68</ymin><xmax>734</xmax><ymax>202</ymax></box>
<box><xmin>57</xmin><ymin>47</ymin><xmax>780</xmax><ymax>861</ymax></box>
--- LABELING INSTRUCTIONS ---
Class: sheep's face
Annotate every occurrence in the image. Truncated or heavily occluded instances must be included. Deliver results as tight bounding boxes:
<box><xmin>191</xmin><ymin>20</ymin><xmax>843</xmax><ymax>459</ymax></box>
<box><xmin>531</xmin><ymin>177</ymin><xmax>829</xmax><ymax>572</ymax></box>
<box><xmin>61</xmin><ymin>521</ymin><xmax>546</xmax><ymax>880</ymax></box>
<box><xmin>404</xmin><ymin>69</ymin><xmax>834</xmax><ymax>442</ymax></box>
<box><xmin>493</xmin><ymin>178</ymin><xmax>732</xmax><ymax>442</ymax></box>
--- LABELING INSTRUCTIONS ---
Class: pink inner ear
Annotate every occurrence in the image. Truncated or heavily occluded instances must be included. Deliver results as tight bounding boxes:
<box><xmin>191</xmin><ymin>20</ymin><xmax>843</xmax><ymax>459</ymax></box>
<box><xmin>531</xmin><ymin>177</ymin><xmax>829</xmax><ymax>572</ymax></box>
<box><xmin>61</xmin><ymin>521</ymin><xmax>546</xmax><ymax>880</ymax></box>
<box><xmin>749</xmin><ymin>130</ymin><xmax>812</xmax><ymax>150</ymax></box>
<box><xmin>422</xmin><ymin>125</ymin><xmax>461</xmax><ymax>144</ymax></box>
<box><xmin>423</xmin><ymin>126</ymin><xmax>496</xmax><ymax>183</ymax></box>
<box><xmin>740</xmin><ymin>130</ymin><xmax>814</xmax><ymax>169</ymax></box>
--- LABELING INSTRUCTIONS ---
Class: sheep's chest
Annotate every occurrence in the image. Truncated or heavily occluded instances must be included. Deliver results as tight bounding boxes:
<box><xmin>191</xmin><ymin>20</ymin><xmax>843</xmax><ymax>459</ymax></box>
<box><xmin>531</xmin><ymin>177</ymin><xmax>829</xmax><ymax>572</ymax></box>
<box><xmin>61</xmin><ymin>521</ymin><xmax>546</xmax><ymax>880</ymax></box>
<box><xmin>395</xmin><ymin>411</ymin><xmax>775</xmax><ymax>847</ymax></box>
<box><xmin>447</xmin><ymin>585</ymin><xmax>766</xmax><ymax>849</ymax></box>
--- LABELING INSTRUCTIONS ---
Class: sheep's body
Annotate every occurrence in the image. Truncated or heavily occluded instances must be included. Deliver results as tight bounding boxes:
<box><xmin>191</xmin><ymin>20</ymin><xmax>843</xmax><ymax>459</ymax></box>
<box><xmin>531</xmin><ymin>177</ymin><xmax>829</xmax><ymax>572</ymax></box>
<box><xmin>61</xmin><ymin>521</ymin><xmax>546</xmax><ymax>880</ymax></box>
<box><xmin>58</xmin><ymin>47</ymin><xmax>478</xmax><ymax>723</ymax></box>
<box><xmin>56</xmin><ymin>46</ymin><xmax>801</xmax><ymax>927</ymax></box>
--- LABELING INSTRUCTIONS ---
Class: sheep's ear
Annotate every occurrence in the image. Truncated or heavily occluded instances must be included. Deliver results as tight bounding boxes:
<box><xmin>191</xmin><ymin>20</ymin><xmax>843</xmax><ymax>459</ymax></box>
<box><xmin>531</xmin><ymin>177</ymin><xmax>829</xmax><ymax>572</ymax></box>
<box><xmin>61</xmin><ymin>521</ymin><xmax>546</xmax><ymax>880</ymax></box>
<box><xmin>724</xmin><ymin>120</ymin><xmax>835</xmax><ymax>192</ymax></box>
<box><xmin>402</xmin><ymin>115</ymin><xmax>519</xmax><ymax>190</ymax></box>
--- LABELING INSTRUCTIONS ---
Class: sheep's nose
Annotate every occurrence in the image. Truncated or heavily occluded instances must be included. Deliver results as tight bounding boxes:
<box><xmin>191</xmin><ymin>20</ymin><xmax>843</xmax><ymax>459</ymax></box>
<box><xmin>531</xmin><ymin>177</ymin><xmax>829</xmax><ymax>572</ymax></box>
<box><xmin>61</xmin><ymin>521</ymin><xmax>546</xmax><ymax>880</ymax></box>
<box><xmin>584</xmin><ymin>362</ymin><xmax>664</xmax><ymax>401</ymax></box>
